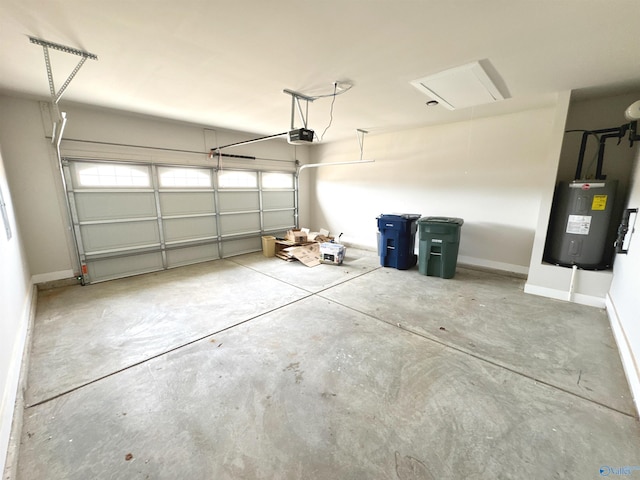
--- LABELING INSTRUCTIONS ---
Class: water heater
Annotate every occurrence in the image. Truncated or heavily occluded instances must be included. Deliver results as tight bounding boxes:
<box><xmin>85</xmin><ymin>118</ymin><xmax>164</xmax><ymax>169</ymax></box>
<box><xmin>545</xmin><ymin>180</ymin><xmax>617</xmax><ymax>269</ymax></box>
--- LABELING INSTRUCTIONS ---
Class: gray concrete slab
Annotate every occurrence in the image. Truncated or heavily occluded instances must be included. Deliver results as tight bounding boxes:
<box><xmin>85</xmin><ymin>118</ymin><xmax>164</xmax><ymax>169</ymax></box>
<box><xmin>16</xmin><ymin>296</ymin><xmax>640</xmax><ymax>480</ymax></box>
<box><xmin>229</xmin><ymin>248</ymin><xmax>381</xmax><ymax>293</ymax></box>
<box><xmin>319</xmin><ymin>265</ymin><xmax>635</xmax><ymax>415</ymax></box>
<box><xmin>26</xmin><ymin>259</ymin><xmax>310</xmax><ymax>406</ymax></box>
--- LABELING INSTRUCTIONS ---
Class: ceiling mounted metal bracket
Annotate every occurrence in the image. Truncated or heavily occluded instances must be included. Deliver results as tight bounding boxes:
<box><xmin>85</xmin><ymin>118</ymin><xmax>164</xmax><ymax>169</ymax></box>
<box><xmin>29</xmin><ymin>36</ymin><xmax>97</xmax><ymax>144</ymax></box>
<box><xmin>29</xmin><ymin>37</ymin><xmax>97</xmax><ymax>118</ymax></box>
<box><xmin>30</xmin><ymin>36</ymin><xmax>97</xmax><ymax>105</ymax></box>
<box><xmin>356</xmin><ymin>129</ymin><xmax>369</xmax><ymax>161</ymax></box>
<box><xmin>283</xmin><ymin>89</ymin><xmax>315</xmax><ymax>129</ymax></box>
<box><xmin>297</xmin><ymin>128</ymin><xmax>375</xmax><ymax>174</ymax></box>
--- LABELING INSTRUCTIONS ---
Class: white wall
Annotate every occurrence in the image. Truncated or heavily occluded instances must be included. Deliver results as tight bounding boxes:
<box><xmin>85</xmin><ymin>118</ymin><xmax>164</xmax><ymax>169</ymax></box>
<box><xmin>0</xmin><ymin>144</ymin><xmax>33</xmax><ymax>477</ymax></box>
<box><xmin>309</xmin><ymin>100</ymin><xmax>565</xmax><ymax>274</ymax></box>
<box><xmin>0</xmin><ymin>95</ymin><xmax>311</xmax><ymax>280</ymax></box>
<box><xmin>607</xmin><ymin>143</ymin><xmax>640</xmax><ymax>416</ymax></box>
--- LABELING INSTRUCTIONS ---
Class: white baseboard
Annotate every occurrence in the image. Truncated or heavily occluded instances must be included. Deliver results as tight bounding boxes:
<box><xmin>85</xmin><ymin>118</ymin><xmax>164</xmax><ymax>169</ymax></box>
<box><xmin>1</xmin><ymin>282</ymin><xmax>36</xmax><ymax>478</ymax></box>
<box><xmin>457</xmin><ymin>255</ymin><xmax>529</xmax><ymax>276</ymax></box>
<box><xmin>31</xmin><ymin>269</ymin><xmax>74</xmax><ymax>284</ymax></box>
<box><xmin>606</xmin><ymin>293</ymin><xmax>640</xmax><ymax>419</ymax></box>
<box><xmin>523</xmin><ymin>283</ymin><xmax>606</xmax><ymax>308</ymax></box>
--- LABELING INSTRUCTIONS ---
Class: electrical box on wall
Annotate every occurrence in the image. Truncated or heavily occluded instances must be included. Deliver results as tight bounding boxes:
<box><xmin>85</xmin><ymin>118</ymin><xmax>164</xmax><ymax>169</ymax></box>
<box><xmin>615</xmin><ymin>208</ymin><xmax>637</xmax><ymax>254</ymax></box>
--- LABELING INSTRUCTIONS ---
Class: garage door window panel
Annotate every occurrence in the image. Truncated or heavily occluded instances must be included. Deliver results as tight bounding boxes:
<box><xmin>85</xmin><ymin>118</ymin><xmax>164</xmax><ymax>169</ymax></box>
<box><xmin>218</xmin><ymin>170</ymin><xmax>257</xmax><ymax>189</ymax></box>
<box><xmin>73</xmin><ymin>162</ymin><xmax>151</xmax><ymax>188</ymax></box>
<box><xmin>158</xmin><ymin>167</ymin><xmax>212</xmax><ymax>188</ymax></box>
<box><xmin>261</xmin><ymin>172</ymin><xmax>293</xmax><ymax>189</ymax></box>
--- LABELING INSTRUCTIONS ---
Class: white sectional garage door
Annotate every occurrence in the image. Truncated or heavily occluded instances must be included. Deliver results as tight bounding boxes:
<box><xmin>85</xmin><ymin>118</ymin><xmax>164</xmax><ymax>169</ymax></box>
<box><xmin>63</xmin><ymin>159</ymin><xmax>296</xmax><ymax>283</ymax></box>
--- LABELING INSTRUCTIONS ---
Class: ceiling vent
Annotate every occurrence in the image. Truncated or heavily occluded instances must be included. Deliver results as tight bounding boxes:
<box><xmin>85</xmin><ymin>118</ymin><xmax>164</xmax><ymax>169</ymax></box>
<box><xmin>410</xmin><ymin>61</ymin><xmax>504</xmax><ymax>110</ymax></box>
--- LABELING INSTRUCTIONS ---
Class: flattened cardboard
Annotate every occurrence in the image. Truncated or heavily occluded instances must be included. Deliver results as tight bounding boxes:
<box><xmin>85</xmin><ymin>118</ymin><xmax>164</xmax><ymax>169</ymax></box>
<box><xmin>286</xmin><ymin>243</ymin><xmax>321</xmax><ymax>267</ymax></box>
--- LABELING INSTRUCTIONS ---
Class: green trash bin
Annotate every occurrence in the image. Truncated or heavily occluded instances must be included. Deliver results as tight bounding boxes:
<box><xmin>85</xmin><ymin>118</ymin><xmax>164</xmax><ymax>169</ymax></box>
<box><xmin>418</xmin><ymin>217</ymin><xmax>464</xmax><ymax>279</ymax></box>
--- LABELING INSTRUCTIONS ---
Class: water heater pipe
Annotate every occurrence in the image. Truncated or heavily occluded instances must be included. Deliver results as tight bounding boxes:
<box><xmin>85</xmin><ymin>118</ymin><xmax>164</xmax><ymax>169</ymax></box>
<box><xmin>595</xmin><ymin>126</ymin><xmax>630</xmax><ymax>179</ymax></box>
<box><xmin>567</xmin><ymin>264</ymin><xmax>578</xmax><ymax>302</ymax></box>
<box><xmin>574</xmin><ymin>125</ymin><xmax>628</xmax><ymax>180</ymax></box>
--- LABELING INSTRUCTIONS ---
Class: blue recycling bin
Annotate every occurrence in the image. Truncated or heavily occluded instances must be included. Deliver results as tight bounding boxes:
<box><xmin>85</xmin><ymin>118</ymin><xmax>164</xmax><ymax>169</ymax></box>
<box><xmin>377</xmin><ymin>214</ymin><xmax>421</xmax><ymax>270</ymax></box>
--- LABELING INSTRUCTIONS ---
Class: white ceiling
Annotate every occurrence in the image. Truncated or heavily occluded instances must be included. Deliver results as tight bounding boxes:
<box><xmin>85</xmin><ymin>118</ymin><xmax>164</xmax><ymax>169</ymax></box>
<box><xmin>1</xmin><ymin>0</ymin><xmax>640</xmax><ymax>143</ymax></box>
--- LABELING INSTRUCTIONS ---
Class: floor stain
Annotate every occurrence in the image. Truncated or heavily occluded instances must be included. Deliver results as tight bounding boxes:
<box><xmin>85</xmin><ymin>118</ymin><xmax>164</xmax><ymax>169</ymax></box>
<box><xmin>395</xmin><ymin>451</ymin><xmax>434</xmax><ymax>480</ymax></box>
<box><xmin>283</xmin><ymin>362</ymin><xmax>304</xmax><ymax>383</ymax></box>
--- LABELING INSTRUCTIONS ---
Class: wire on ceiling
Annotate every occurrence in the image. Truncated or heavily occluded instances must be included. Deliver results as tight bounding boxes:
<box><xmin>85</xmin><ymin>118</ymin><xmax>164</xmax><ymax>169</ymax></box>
<box><xmin>308</xmin><ymin>82</ymin><xmax>353</xmax><ymax>100</ymax></box>
<box><xmin>319</xmin><ymin>82</ymin><xmax>338</xmax><ymax>141</ymax></box>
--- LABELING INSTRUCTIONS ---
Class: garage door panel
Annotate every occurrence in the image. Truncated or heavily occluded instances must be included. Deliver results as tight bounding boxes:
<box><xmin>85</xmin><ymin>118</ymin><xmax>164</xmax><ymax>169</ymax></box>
<box><xmin>222</xmin><ymin>237</ymin><xmax>261</xmax><ymax>257</ymax></box>
<box><xmin>218</xmin><ymin>191</ymin><xmax>259</xmax><ymax>212</ymax></box>
<box><xmin>163</xmin><ymin>217</ymin><xmax>217</xmax><ymax>243</ymax></box>
<box><xmin>262</xmin><ymin>191</ymin><xmax>294</xmax><ymax>210</ymax></box>
<box><xmin>80</xmin><ymin>221</ymin><xmax>160</xmax><ymax>253</ymax></box>
<box><xmin>87</xmin><ymin>252</ymin><xmax>163</xmax><ymax>283</ymax></box>
<box><xmin>263</xmin><ymin>210</ymin><xmax>295</xmax><ymax>230</ymax></box>
<box><xmin>159</xmin><ymin>191</ymin><xmax>215</xmax><ymax>216</ymax></box>
<box><xmin>219</xmin><ymin>213</ymin><xmax>260</xmax><ymax>235</ymax></box>
<box><xmin>166</xmin><ymin>243</ymin><xmax>219</xmax><ymax>268</ymax></box>
<box><xmin>75</xmin><ymin>192</ymin><xmax>156</xmax><ymax>221</ymax></box>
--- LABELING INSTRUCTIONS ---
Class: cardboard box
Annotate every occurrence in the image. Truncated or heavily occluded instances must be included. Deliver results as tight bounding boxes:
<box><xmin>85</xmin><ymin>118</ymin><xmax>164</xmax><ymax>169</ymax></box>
<box><xmin>275</xmin><ymin>239</ymin><xmax>297</xmax><ymax>259</ymax></box>
<box><xmin>261</xmin><ymin>236</ymin><xmax>276</xmax><ymax>257</ymax></box>
<box><xmin>320</xmin><ymin>242</ymin><xmax>346</xmax><ymax>265</ymax></box>
<box><xmin>285</xmin><ymin>229</ymin><xmax>307</xmax><ymax>244</ymax></box>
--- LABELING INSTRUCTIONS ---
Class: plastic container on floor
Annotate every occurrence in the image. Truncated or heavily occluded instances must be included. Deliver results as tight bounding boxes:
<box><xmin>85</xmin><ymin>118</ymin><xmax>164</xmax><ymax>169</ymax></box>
<box><xmin>417</xmin><ymin>217</ymin><xmax>464</xmax><ymax>279</ymax></box>
<box><xmin>376</xmin><ymin>214</ymin><xmax>421</xmax><ymax>270</ymax></box>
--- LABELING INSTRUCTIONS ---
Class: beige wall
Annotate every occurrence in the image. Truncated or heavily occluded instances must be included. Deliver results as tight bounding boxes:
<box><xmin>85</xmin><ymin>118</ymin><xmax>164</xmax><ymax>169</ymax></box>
<box><xmin>309</xmin><ymin>101</ymin><xmax>563</xmax><ymax>274</ymax></box>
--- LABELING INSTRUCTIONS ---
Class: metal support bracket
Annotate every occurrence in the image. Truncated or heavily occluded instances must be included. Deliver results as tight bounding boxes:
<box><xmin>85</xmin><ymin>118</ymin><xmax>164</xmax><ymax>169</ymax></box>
<box><xmin>29</xmin><ymin>36</ymin><xmax>97</xmax><ymax>126</ymax></box>
<box><xmin>357</xmin><ymin>129</ymin><xmax>369</xmax><ymax>161</ymax></box>
<box><xmin>283</xmin><ymin>89</ymin><xmax>315</xmax><ymax>130</ymax></box>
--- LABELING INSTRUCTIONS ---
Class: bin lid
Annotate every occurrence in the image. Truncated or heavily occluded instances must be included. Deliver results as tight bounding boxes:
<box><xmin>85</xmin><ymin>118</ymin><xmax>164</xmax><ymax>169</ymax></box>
<box><xmin>377</xmin><ymin>213</ymin><xmax>421</xmax><ymax>221</ymax></box>
<box><xmin>418</xmin><ymin>216</ymin><xmax>464</xmax><ymax>226</ymax></box>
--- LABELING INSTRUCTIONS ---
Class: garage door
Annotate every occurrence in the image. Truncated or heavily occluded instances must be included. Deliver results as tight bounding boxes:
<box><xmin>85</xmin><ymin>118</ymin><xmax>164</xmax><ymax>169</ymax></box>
<box><xmin>63</xmin><ymin>159</ymin><xmax>296</xmax><ymax>283</ymax></box>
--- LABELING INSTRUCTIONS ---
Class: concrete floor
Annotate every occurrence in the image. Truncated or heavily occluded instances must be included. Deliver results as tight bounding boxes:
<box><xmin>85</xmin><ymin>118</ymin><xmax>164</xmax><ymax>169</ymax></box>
<box><xmin>8</xmin><ymin>248</ymin><xmax>640</xmax><ymax>479</ymax></box>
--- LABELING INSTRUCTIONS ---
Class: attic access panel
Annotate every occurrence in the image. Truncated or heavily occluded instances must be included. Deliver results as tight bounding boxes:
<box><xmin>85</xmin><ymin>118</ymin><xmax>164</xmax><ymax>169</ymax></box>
<box><xmin>411</xmin><ymin>61</ymin><xmax>504</xmax><ymax>110</ymax></box>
